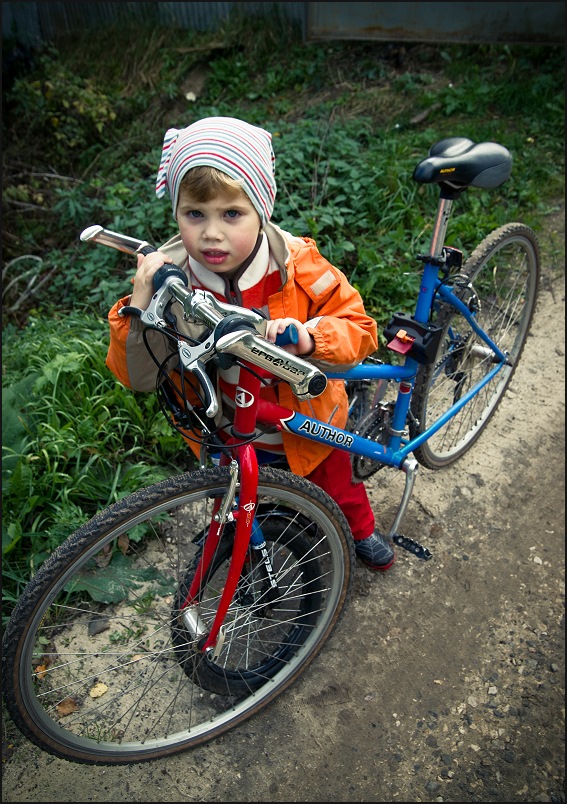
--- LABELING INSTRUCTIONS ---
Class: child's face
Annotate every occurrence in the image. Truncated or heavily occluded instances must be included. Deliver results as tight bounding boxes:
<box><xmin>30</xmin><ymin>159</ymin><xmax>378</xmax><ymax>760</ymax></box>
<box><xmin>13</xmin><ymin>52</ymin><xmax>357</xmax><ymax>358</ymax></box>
<box><xmin>176</xmin><ymin>188</ymin><xmax>262</xmax><ymax>277</ymax></box>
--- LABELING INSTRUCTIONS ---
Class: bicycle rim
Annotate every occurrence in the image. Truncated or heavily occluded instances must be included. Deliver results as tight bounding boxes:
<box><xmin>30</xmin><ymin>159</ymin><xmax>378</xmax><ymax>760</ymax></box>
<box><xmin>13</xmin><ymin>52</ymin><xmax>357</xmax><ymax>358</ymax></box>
<box><xmin>2</xmin><ymin>467</ymin><xmax>353</xmax><ymax>764</ymax></box>
<box><xmin>411</xmin><ymin>223</ymin><xmax>539</xmax><ymax>469</ymax></box>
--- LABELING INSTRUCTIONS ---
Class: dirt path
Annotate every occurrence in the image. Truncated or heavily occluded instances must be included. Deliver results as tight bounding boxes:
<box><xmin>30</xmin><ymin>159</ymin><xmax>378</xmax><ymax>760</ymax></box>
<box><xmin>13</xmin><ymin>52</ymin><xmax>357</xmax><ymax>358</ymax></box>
<box><xmin>2</xmin><ymin>206</ymin><xmax>564</xmax><ymax>802</ymax></box>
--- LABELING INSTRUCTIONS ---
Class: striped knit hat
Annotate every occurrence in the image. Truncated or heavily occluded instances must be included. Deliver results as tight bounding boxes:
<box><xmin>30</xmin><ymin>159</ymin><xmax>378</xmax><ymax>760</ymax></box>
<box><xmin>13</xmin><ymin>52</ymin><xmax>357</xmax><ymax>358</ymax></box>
<box><xmin>155</xmin><ymin>117</ymin><xmax>276</xmax><ymax>224</ymax></box>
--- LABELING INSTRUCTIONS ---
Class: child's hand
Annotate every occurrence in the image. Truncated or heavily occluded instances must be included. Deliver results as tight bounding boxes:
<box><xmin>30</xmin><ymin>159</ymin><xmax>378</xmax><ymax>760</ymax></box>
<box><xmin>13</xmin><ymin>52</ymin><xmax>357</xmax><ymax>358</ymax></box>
<box><xmin>264</xmin><ymin>318</ymin><xmax>315</xmax><ymax>356</ymax></box>
<box><xmin>130</xmin><ymin>251</ymin><xmax>173</xmax><ymax>310</ymax></box>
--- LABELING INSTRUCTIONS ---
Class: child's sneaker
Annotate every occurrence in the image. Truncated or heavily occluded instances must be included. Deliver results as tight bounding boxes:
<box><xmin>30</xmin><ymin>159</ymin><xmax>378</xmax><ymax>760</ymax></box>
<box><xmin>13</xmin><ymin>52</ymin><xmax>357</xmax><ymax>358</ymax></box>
<box><xmin>355</xmin><ymin>530</ymin><xmax>395</xmax><ymax>571</ymax></box>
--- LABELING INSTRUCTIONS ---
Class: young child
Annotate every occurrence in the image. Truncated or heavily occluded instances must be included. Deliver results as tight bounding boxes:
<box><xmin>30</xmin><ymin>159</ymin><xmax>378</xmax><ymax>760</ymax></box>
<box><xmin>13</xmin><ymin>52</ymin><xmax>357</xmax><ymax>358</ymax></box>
<box><xmin>106</xmin><ymin>116</ymin><xmax>395</xmax><ymax>571</ymax></box>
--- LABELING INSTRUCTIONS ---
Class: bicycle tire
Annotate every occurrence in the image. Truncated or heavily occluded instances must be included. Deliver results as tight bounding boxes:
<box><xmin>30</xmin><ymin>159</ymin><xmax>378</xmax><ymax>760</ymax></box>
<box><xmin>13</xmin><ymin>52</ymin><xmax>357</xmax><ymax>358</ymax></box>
<box><xmin>410</xmin><ymin>223</ymin><xmax>540</xmax><ymax>469</ymax></box>
<box><xmin>2</xmin><ymin>466</ymin><xmax>354</xmax><ymax>765</ymax></box>
<box><xmin>172</xmin><ymin>512</ymin><xmax>323</xmax><ymax>695</ymax></box>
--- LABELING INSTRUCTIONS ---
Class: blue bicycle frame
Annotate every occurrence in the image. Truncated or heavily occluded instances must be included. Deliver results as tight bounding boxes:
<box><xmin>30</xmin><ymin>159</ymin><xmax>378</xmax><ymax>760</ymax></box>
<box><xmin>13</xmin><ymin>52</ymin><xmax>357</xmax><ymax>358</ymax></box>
<box><xmin>326</xmin><ymin>196</ymin><xmax>509</xmax><ymax>464</ymax></box>
<box><xmin>261</xmin><ymin>195</ymin><xmax>513</xmax><ymax>542</ymax></box>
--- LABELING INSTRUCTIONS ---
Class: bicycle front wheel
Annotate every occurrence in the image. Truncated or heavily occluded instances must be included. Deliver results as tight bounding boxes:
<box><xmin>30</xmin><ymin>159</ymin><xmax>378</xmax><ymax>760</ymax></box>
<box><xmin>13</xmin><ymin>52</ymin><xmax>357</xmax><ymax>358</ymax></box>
<box><xmin>411</xmin><ymin>223</ymin><xmax>539</xmax><ymax>469</ymax></box>
<box><xmin>2</xmin><ymin>466</ymin><xmax>353</xmax><ymax>765</ymax></box>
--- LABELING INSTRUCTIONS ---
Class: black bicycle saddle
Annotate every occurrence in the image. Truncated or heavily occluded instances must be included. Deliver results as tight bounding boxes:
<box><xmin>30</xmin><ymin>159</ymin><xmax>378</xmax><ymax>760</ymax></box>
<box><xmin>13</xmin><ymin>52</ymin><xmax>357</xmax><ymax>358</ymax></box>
<box><xmin>413</xmin><ymin>137</ymin><xmax>512</xmax><ymax>196</ymax></box>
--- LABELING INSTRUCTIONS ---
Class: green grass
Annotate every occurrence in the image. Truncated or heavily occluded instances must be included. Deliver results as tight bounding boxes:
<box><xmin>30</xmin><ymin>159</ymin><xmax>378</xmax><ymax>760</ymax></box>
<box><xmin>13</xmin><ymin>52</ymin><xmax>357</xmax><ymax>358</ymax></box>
<box><xmin>2</xmin><ymin>313</ymin><xmax>195</xmax><ymax>621</ymax></box>
<box><xmin>1</xmin><ymin>12</ymin><xmax>564</xmax><ymax>621</ymax></box>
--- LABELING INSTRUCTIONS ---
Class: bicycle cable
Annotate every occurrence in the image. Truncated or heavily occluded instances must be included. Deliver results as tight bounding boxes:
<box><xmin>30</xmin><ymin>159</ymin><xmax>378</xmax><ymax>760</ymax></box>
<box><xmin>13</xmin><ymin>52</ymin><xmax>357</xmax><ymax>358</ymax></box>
<box><xmin>145</xmin><ymin>329</ymin><xmax>277</xmax><ymax>453</ymax></box>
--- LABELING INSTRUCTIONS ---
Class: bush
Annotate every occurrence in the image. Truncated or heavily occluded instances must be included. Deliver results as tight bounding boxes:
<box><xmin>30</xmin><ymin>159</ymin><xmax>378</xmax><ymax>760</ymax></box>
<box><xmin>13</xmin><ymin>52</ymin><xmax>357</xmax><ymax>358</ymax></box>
<box><xmin>5</xmin><ymin>48</ymin><xmax>119</xmax><ymax>166</ymax></box>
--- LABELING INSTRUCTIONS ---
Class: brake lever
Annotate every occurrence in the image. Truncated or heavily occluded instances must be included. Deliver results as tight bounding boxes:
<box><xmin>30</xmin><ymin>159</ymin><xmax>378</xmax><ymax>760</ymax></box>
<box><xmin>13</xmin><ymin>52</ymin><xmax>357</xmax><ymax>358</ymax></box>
<box><xmin>185</xmin><ymin>290</ymin><xmax>299</xmax><ymax>345</ymax></box>
<box><xmin>140</xmin><ymin>277</ymin><xmax>187</xmax><ymax>328</ymax></box>
<box><xmin>80</xmin><ymin>225</ymin><xmax>152</xmax><ymax>254</ymax></box>
<box><xmin>177</xmin><ymin>339</ymin><xmax>218</xmax><ymax>419</ymax></box>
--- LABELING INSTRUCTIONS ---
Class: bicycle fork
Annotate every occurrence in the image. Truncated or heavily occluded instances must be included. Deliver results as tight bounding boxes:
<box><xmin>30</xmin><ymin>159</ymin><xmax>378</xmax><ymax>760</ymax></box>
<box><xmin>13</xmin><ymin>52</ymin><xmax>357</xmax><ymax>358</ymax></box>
<box><xmin>179</xmin><ymin>364</ymin><xmax>278</xmax><ymax>658</ymax></box>
<box><xmin>179</xmin><ymin>449</ymin><xmax>264</xmax><ymax>659</ymax></box>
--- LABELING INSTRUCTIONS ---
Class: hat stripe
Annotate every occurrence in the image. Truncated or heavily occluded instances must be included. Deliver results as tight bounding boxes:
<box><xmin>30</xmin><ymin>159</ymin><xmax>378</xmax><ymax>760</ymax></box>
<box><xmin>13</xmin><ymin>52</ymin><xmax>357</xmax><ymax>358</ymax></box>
<box><xmin>156</xmin><ymin>128</ymin><xmax>181</xmax><ymax>197</ymax></box>
<box><xmin>171</xmin><ymin>151</ymin><xmax>272</xmax><ymax>219</ymax></box>
<box><xmin>168</xmin><ymin>137</ymin><xmax>275</xmax><ymax>200</ymax></box>
<box><xmin>155</xmin><ymin>117</ymin><xmax>276</xmax><ymax>223</ymax></box>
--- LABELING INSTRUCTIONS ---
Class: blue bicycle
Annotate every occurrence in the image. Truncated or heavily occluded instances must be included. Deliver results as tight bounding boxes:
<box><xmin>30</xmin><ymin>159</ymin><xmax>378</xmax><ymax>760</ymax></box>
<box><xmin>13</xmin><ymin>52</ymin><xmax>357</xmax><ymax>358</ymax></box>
<box><xmin>2</xmin><ymin>137</ymin><xmax>539</xmax><ymax>764</ymax></box>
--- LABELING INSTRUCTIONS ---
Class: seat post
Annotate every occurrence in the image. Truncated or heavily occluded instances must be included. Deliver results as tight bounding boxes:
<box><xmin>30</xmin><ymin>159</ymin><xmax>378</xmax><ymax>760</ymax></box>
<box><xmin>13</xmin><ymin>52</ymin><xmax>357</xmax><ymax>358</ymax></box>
<box><xmin>429</xmin><ymin>196</ymin><xmax>454</xmax><ymax>259</ymax></box>
<box><xmin>413</xmin><ymin>193</ymin><xmax>456</xmax><ymax>322</ymax></box>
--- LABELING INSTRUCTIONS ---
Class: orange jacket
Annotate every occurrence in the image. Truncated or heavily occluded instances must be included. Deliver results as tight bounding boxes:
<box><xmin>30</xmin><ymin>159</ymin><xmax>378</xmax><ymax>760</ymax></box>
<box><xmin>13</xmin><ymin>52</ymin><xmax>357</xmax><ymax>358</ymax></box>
<box><xmin>106</xmin><ymin>222</ymin><xmax>378</xmax><ymax>476</ymax></box>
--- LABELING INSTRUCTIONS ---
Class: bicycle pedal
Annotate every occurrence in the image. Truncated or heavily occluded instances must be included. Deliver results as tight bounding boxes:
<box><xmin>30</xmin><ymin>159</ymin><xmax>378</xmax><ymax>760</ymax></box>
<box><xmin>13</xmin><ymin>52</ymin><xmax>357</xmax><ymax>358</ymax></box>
<box><xmin>392</xmin><ymin>533</ymin><xmax>433</xmax><ymax>561</ymax></box>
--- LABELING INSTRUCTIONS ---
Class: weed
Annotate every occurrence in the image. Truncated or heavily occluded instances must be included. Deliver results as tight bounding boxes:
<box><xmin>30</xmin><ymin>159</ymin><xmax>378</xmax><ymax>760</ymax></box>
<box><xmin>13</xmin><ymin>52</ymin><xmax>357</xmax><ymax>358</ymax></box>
<box><xmin>109</xmin><ymin>622</ymin><xmax>147</xmax><ymax>646</ymax></box>
<box><xmin>132</xmin><ymin>592</ymin><xmax>156</xmax><ymax>615</ymax></box>
<box><xmin>1</xmin><ymin>313</ymin><xmax>194</xmax><ymax>623</ymax></box>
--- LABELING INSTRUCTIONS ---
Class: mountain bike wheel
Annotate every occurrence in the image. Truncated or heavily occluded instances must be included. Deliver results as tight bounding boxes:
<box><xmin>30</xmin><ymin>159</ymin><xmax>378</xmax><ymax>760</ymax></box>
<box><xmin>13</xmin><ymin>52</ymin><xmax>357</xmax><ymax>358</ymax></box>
<box><xmin>411</xmin><ymin>223</ymin><xmax>539</xmax><ymax>469</ymax></box>
<box><xmin>172</xmin><ymin>510</ymin><xmax>324</xmax><ymax>695</ymax></box>
<box><xmin>2</xmin><ymin>466</ymin><xmax>353</xmax><ymax>765</ymax></box>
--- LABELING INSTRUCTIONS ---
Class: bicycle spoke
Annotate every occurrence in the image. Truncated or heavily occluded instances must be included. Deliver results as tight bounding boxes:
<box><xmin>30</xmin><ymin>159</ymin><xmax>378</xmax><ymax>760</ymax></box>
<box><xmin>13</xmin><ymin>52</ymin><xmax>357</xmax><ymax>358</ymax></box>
<box><xmin>411</xmin><ymin>224</ymin><xmax>539</xmax><ymax>468</ymax></box>
<box><xmin>3</xmin><ymin>468</ymin><xmax>352</xmax><ymax>763</ymax></box>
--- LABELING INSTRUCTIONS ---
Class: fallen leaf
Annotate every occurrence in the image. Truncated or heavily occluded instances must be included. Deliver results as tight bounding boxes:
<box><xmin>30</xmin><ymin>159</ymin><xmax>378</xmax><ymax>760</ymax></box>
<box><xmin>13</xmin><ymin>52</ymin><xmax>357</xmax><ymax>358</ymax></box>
<box><xmin>94</xmin><ymin>544</ymin><xmax>112</xmax><ymax>568</ymax></box>
<box><xmin>34</xmin><ymin>665</ymin><xmax>48</xmax><ymax>680</ymax></box>
<box><xmin>118</xmin><ymin>533</ymin><xmax>129</xmax><ymax>555</ymax></box>
<box><xmin>56</xmin><ymin>698</ymin><xmax>80</xmax><ymax>716</ymax></box>
<box><xmin>89</xmin><ymin>682</ymin><xmax>109</xmax><ymax>698</ymax></box>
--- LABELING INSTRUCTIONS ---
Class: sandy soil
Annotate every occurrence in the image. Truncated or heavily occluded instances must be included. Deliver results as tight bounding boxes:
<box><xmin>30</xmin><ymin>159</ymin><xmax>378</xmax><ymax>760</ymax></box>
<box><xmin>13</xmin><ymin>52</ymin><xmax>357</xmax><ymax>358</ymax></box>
<box><xmin>2</xmin><ymin>205</ymin><xmax>564</xmax><ymax>803</ymax></box>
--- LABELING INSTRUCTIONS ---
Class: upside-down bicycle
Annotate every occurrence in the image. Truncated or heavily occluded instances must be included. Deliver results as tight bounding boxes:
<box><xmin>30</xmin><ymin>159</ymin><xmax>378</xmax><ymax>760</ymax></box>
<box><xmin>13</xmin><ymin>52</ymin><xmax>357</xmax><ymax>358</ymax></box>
<box><xmin>2</xmin><ymin>137</ymin><xmax>539</xmax><ymax>764</ymax></box>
